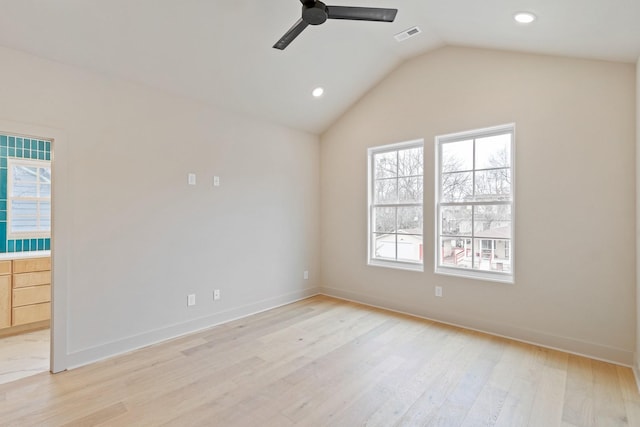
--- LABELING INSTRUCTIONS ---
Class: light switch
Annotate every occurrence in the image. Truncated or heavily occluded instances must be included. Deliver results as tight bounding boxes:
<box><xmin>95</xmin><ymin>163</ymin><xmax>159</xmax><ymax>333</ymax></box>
<box><xmin>213</xmin><ymin>176</ymin><xmax>220</xmax><ymax>187</ymax></box>
<box><xmin>188</xmin><ymin>173</ymin><xmax>196</xmax><ymax>185</ymax></box>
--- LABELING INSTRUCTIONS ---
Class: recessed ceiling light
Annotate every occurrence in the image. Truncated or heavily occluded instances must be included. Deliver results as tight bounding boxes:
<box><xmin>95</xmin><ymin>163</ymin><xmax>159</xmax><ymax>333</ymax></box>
<box><xmin>514</xmin><ymin>12</ymin><xmax>536</xmax><ymax>24</ymax></box>
<box><xmin>312</xmin><ymin>87</ymin><xmax>324</xmax><ymax>98</ymax></box>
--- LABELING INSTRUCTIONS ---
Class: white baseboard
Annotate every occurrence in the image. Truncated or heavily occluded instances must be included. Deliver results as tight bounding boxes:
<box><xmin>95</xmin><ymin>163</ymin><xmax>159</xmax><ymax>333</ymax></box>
<box><xmin>320</xmin><ymin>287</ymin><xmax>634</xmax><ymax>367</ymax></box>
<box><xmin>64</xmin><ymin>287</ymin><xmax>320</xmax><ymax>370</ymax></box>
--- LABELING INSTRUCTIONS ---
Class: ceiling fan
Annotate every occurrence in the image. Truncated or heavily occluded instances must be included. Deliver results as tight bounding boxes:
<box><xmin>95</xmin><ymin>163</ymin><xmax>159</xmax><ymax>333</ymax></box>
<box><xmin>273</xmin><ymin>0</ymin><xmax>398</xmax><ymax>50</ymax></box>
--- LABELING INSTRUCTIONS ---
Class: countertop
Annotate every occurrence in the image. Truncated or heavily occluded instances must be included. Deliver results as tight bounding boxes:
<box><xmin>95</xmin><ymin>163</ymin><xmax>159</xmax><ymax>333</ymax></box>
<box><xmin>0</xmin><ymin>251</ymin><xmax>51</xmax><ymax>261</ymax></box>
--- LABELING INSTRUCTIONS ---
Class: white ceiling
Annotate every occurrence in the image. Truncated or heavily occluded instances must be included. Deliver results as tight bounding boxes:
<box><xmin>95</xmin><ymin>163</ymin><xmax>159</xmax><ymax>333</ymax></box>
<box><xmin>0</xmin><ymin>0</ymin><xmax>639</xmax><ymax>134</ymax></box>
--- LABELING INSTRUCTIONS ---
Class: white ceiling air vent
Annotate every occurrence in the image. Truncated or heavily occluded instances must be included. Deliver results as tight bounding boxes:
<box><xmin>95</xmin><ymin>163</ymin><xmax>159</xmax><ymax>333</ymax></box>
<box><xmin>394</xmin><ymin>26</ymin><xmax>422</xmax><ymax>42</ymax></box>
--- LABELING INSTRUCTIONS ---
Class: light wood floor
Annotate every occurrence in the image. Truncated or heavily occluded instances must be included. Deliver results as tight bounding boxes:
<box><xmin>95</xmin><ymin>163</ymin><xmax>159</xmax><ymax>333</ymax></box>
<box><xmin>1</xmin><ymin>295</ymin><xmax>639</xmax><ymax>426</ymax></box>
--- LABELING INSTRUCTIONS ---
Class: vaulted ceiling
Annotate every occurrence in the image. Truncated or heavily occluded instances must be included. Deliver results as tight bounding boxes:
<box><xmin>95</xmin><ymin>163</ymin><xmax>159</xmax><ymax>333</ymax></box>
<box><xmin>0</xmin><ymin>0</ymin><xmax>639</xmax><ymax>134</ymax></box>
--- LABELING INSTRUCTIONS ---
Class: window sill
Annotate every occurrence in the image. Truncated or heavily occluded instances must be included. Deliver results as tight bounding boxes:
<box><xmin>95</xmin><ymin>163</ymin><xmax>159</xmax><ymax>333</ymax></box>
<box><xmin>435</xmin><ymin>266</ymin><xmax>513</xmax><ymax>284</ymax></box>
<box><xmin>368</xmin><ymin>259</ymin><xmax>424</xmax><ymax>272</ymax></box>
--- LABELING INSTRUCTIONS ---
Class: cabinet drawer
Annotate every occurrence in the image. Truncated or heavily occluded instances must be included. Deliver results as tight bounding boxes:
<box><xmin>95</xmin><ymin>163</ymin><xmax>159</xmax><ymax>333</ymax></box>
<box><xmin>0</xmin><ymin>260</ymin><xmax>11</xmax><ymax>275</ymax></box>
<box><xmin>13</xmin><ymin>271</ymin><xmax>51</xmax><ymax>288</ymax></box>
<box><xmin>0</xmin><ymin>281</ymin><xmax>10</xmax><ymax>329</ymax></box>
<box><xmin>0</xmin><ymin>275</ymin><xmax>10</xmax><ymax>288</ymax></box>
<box><xmin>13</xmin><ymin>302</ymin><xmax>51</xmax><ymax>326</ymax></box>
<box><xmin>12</xmin><ymin>257</ymin><xmax>51</xmax><ymax>274</ymax></box>
<box><xmin>13</xmin><ymin>285</ymin><xmax>51</xmax><ymax>307</ymax></box>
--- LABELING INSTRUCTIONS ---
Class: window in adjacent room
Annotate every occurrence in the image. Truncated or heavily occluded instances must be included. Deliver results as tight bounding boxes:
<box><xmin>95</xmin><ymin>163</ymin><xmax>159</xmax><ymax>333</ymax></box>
<box><xmin>7</xmin><ymin>159</ymin><xmax>52</xmax><ymax>239</ymax></box>
<box><xmin>368</xmin><ymin>139</ymin><xmax>424</xmax><ymax>271</ymax></box>
<box><xmin>435</xmin><ymin>124</ymin><xmax>514</xmax><ymax>282</ymax></box>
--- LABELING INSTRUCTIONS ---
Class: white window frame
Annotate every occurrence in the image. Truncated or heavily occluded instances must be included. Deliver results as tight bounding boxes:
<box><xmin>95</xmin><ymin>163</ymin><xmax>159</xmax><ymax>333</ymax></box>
<box><xmin>435</xmin><ymin>124</ymin><xmax>515</xmax><ymax>283</ymax></box>
<box><xmin>7</xmin><ymin>158</ymin><xmax>52</xmax><ymax>239</ymax></box>
<box><xmin>368</xmin><ymin>139</ymin><xmax>424</xmax><ymax>272</ymax></box>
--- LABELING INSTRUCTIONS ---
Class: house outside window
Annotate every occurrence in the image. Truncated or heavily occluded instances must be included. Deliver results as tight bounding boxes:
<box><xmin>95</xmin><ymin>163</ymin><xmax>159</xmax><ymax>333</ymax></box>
<box><xmin>368</xmin><ymin>139</ymin><xmax>424</xmax><ymax>271</ymax></box>
<box><xmin>435</xmin><ymin>124</ymin><xmax>514</xmax><ymax>282</ymax></box>
<box><xmin>7</xmin><ymin>159</ymin><xmax>51</xmax><ymax>239</ymax></box>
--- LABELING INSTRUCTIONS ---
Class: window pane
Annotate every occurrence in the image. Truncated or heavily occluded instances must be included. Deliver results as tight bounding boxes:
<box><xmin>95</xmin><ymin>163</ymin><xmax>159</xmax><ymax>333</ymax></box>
<box><xmin>11</xmin><ymin>217</ymin><xmax>38</xmax><ymax>233</ymax></box>
<box><xmin>373</xmin><ymin>207</ymin><xmax>396</xmax><ymax>233</ymax></box>
<box><xmin>13</xmin><ymin>182</ymin><xmax>38</xmax><ymax>197</ymax></box>
<box><xmin>398</xmin><ymin>234</ymin><xmax>422</xmax><ymax>263</ymax></box>
<box><xmin>399</xmin><ymin>176</ymin><xmax>423</xmax><ymax>203</ymax></box>
<box><xmin>440</xmin><ymin>237</ymin><xmax>472</xmax><ymax>268</ymax></box>
<box><xmin>475</xmin><ymin>133</ymin><xmax>511</xmax><ymax>169</ymax></box>
<box><xmin>475</xmin><ymin>168</ymin><xmax>511</xmax><ymax>199</ymax></box>
<box><xmin>374</xmin><ymin>151</ymin><xmax>397</xmax><ymax>179</ymax></box>
<box><xmin>8</xmin><ymin>161</ymin><xmax>52</xmax><ymax>238</ymax></box>
<box><xmin>39</xmin><ymin>217</ymin><xmax>51</xmax><ymax>231</ymax></box>
<box><xmin>13</xmin><ymin>165</ymin><xmax>38</xmax><ymax>182</ymax></box>
<box><xmin>473</xmin><ymin>238</ymin><xmax>511</xmax><ymax>272</ymax></box>
<box><xmin>473</xmin><ymin>205</ymin><xmax>511</xmax><ymax>239</ymax></box>
<box><xmin>373</xmin><ymin>233</ymin><xmax>396</xmax><ymax>260</ymax></box>
<box><xmin>40</xmin><ymin>201</ymin><xmax>51</xmax><ymax>230</ymax></box>
<box><xmin>39</xmin><ymin>167</ymin><xmax>51</xmax><ymax>183</ymax></box>
<box><xmin>441</xmin><ymin>172</ymin><xmax>472</xmax><ymax>202</ymax></box>
<box><xmin>441</xmin><ymin>206</ymin><xmax>472</xmax><ymax>236</ymax></box>
<box><xmin>374</xmin><ymin>178</ymin><xmax>397</xmax><ymax>204</ymax></box>
<box><xmin>398</xmin><ymin>206</ymin><xmax>422</xmax><ymax>234</ymax></box>
<box><xmin>442</xmin><ymin>139</ymin><xmax>473</xmax><ymax>172</ymax></box>
<box><xmin>398</xmin><ymin>147</ymin><xmax>423</xmax><ymax>177</ymax></box>
<box><xmin>12</xmin><ymin>165</ymin><xmax>38</xmax><ymax>197</ymax></box>
<box><xmin>12</xmin><ymin>200</ymin><xmax>38</xmax><ymax>216</ymax></box>
<box><xmin>40</xmin><ymin>183</ymin><xmax>52</xmax><ymax>198</ymax></box>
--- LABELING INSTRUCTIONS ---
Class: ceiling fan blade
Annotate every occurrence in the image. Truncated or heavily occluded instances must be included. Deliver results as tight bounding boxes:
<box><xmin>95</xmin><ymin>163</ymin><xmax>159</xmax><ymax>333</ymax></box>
<box><xmin>273</xmin><ymin>18</ymin><xmax>310</xmax><ymax>50</ymax></box>
<box><xmin>326</xmin><ymin>6</ymin><xmax>397</xmax><ymax>22</ymax></box>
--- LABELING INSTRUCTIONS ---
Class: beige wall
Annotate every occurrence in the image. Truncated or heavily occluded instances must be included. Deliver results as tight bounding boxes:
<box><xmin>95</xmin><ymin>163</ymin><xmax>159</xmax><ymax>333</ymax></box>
<box><xmin>320</xmin><ymin>46</ymin><xmax>636</xmax><ymax>364</ymax></box>
<box><xmin>0</xmin><ymin>46</ymin><xmax>320</xmax><ymax>369</ymax></box>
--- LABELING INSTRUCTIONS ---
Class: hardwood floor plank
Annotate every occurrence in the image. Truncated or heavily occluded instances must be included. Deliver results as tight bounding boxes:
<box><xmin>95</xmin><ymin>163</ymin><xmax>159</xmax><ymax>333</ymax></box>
<box><xmin>391</xmin><ymin>330</ymin><xmax>498</xmax><ymax>426</ymax></box>
<box><xmin>493</xmin><ymin>344</ymin><xmax>548</xmax><ymax>427</ymax></box>
<box><xmin>526</xmin><ymin>349</ymin><xmax>569</xmax><ymax>427</ymax></box>
<box><xmin>329</xmin><ymin>320</ymin><xmax>454</xmax><ymax>426</ymax></box>
<box><xmin>101</xmin><ymin>358</ymin><xmax>264</xmax><ymax>425</ymax></box>
<box><xmin>592</xmin><ymin>360</ymin><xmax>630</xmax><ymax>426</ymax></box>
<box><xmin>61</xmin><ymin>402</ymin><xmax>127</xmax><ymax>427</ymax></box>
<box><xmin>428</xmin><ymin>336</ymin><xmax>506</xmax><ymax>426</ymax></box>
<box><xmin>277</xmin><ymin>319</ymin><xmax>400</xmax><ymax>421</ymax></box>
<box><xmin>562</xmin><ymin>355</ymin><xmax>596</xmax><ymax>426</ymax></box>
<box><xmin>459</xmin><ymin>383</ymin><xmax>508</xmax><ymax>427</ymax></box>
<box><xmin>616</xmin><ymin>366</ymin><xmax>640</xmax><ymax>403</ymax></box>
<box><xmin>0</xmin><ymin>295</ymin><xmax>636</xmax><ymax>426</ymax></box>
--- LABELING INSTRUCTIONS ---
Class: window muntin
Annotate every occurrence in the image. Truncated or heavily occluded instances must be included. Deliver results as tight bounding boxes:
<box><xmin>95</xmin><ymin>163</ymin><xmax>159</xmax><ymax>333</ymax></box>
<box><xmin>8</xmin><ymin>159</ymin><xmax>52</xmax><ymax>238</ymax></box>
<box><xmin>368</xmin><ymin>140</ymin><xmax>424</xmax><ymax>270</ymax></box>
<box><xmin>436</xmin><ymin>125</ymin><xmax>514</xmax><ymax>282</ymax></box>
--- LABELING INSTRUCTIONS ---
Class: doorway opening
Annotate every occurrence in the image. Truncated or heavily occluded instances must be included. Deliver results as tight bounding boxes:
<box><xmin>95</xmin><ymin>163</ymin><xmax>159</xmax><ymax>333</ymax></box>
<box><xmin>0</xmin><ymin>132</ymin><xmax>52</xmax><ymax>384</ymax></box>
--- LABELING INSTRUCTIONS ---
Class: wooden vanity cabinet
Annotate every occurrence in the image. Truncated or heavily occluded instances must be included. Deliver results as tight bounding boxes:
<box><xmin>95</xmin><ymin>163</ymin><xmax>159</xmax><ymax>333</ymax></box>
<box><xmin>0</xmin><ymin>257</ymin><xmax>51</xmax><ymax>331</ymax></box>
<box><xmin>11</xmin><ymin>257</ymin><xmax>51</xmax><ymax>326</ymax></box>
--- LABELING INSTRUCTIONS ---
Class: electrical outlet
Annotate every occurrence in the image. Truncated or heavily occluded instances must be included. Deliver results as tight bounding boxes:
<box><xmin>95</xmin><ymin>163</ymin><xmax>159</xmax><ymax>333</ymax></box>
<box><xmin>213</xmin><ymin>176</ymin><xmax>220</xmax><ymax>187</ymax></box>
<box><xmin>188</xmin><ymin>294</ymin><xmax>196</xmax><ymax>306</ymax></box>
<box><xmin>303</xmin><ymin>270</ymin><xmax>309</xmax><ymax>280</ymax></box>
<box><xmin>435</xmin><ymin>286</ymin><xmax>443</xmax><ymax>297</ymax></box>
<box><xmin>213</xmin><ymin>289</ymin><xmax>221</xmax><ymax>301</ymax></box>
